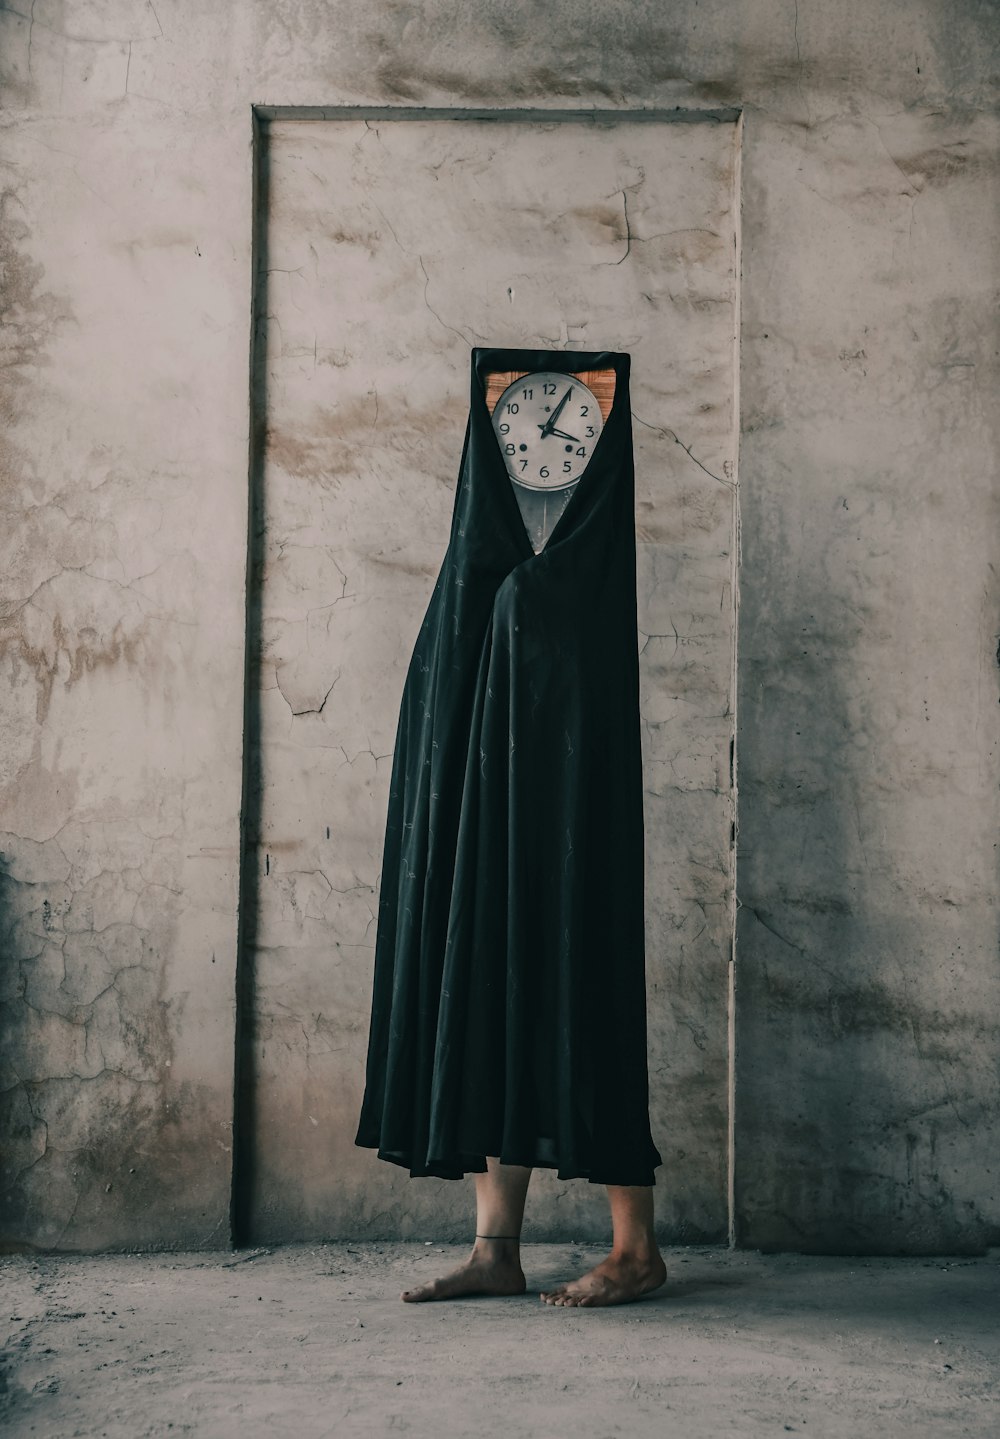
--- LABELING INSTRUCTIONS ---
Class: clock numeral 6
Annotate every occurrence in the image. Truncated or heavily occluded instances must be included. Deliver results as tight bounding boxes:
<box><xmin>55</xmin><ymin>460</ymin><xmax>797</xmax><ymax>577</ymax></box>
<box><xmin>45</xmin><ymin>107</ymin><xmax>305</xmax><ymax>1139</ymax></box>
<box><xmin>539</xmin><ymin>466</ymin><xmax>549</xmax><ymax>479</ymax></box>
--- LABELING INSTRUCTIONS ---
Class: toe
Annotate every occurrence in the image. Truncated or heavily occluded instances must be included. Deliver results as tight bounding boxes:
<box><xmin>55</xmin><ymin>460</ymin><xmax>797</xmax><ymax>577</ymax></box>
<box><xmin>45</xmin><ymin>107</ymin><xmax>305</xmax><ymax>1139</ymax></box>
<box><xmin>402</xmin><ymin>1282</ymin><xmax>434</xmax><ymax>1302</ymax></box>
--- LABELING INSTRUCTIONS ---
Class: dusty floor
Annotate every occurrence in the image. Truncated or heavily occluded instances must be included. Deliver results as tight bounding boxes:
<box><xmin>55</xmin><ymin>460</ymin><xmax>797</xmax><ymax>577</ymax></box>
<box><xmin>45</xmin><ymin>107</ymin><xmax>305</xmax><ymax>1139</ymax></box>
<box><xmin>1</xmin><ymin>1242</ymin><xmax>997</xmax><ymax>1437</ymax></box>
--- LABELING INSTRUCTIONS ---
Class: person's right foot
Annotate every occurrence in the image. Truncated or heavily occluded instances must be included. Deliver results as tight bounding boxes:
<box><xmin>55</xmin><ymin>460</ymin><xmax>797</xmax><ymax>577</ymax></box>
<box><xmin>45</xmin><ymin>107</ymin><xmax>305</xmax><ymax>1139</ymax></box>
<box><xmin>401</xmin><ymin>1241</ymin><xmax>526</xmax><ymax>1302</ymax></box>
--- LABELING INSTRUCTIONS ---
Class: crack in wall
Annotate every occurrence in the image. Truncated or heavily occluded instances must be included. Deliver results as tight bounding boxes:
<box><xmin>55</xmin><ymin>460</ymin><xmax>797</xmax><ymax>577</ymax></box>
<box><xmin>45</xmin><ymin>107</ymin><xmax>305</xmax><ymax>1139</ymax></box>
<box><xmin>632</xmin><ymin>413</ymin><xmax>734</xmax><ymax>488</ymax></box>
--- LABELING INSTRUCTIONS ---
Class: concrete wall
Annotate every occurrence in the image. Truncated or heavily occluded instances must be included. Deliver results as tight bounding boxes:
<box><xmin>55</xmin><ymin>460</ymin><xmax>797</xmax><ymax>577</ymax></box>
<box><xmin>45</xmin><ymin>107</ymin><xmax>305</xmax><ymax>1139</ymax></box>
<box><xmin>734</xmin><ymin>99</ymin><xmax>1000</xmax><ymax>1253</ymax></box>
<box><xmin>1</xmin><ymin>0</ymin><xmax>997</xmax><ymax>1253</ymax></box>
<box><xmin>241</xmin><ymin>115</ymin><xmax>738</xmax><ymax>1244</ymax></box>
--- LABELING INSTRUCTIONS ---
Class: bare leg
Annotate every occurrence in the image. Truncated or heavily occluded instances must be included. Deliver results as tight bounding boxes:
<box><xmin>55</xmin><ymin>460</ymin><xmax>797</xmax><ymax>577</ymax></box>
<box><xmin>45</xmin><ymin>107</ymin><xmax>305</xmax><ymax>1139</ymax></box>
<box><xmin>539</xmin><ymin>1185</ymin><xmax>666</xmax><ymax>1307</ymax></box>
<box><xmin>400</xmin><ymin>1158</ymin><xmax>532</xmax><ymax>1302</ymax></box>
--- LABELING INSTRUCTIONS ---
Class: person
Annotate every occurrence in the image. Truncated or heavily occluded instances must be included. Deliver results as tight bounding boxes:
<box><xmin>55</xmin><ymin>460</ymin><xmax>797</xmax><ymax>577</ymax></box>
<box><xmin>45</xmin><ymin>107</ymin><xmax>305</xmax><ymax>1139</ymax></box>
<box><xmin>355</xmin><ymin>348</ymin><xmax>666</xmax><ymax>1307</ymax></box>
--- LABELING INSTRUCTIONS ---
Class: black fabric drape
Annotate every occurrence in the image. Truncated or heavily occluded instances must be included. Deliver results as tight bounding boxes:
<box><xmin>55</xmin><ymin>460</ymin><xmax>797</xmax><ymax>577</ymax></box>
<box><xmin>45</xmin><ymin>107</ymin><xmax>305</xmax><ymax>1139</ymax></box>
<box><xmin>354</xmin><ymin>346</ymin><xmax>662</xmax><ymax>1187</ymax></box>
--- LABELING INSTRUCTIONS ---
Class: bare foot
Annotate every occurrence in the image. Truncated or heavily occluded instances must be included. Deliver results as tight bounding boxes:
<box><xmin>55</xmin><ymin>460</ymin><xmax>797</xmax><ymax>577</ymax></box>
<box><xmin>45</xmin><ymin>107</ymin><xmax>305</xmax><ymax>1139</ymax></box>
<box><xmin>539</xmin><ymin>1252</ymin><xmax>667</xmax><ymax>1307</ymax></box>
<box><xmin>401</xmin><ymin>1240</ymin><xmax>526</xmax><ymax>1303</ymax></box>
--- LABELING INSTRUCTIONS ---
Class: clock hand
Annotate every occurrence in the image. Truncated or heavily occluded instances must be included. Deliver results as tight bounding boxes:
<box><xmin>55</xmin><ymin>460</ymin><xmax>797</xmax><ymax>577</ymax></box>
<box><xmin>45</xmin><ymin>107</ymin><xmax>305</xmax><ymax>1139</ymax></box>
<box><xmin>539</xmin><ymin>386</ymin><xmax>574</xmax><ymax>437</ymax></box>
<box><xmin>547</xmin><ymin>427</ymin><xmax>580</xmax><ymax>443</ymax></box>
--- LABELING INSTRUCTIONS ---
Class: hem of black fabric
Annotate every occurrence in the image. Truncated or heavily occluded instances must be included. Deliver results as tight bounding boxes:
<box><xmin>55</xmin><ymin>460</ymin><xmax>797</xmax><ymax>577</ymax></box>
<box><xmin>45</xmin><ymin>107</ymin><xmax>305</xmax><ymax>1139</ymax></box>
<box><xmin>356</xmin><ymin>1140</ymin><xmax>661</xmax><ymax>1188</ymax></box>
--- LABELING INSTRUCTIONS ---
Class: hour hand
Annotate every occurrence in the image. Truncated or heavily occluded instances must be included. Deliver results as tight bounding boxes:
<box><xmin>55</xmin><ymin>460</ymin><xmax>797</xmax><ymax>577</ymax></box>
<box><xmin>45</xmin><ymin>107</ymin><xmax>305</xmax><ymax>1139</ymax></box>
<box><xmin>547</xmin><ymin>427</ymin><xmax>579</xmax><ymax>443</ymax></box>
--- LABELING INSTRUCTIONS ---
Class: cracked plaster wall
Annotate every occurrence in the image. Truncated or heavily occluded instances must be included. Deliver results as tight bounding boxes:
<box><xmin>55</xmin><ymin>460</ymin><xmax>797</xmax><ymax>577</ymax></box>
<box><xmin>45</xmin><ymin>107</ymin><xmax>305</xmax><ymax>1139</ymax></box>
<box><xmin>242</xmin><ymin>116</ymin><xmax>739</xmax><ymax>1243</ymax></box>
<box><xmin>0</xmin><ymin>0</ymin><xmax>997</xmax><ymax>1252</ymax></box>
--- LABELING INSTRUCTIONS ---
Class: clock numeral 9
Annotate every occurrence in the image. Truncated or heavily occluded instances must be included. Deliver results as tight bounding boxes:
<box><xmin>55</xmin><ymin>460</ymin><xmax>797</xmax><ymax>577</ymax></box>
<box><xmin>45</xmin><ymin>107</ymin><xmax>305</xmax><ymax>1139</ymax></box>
<box><xmin>539</xmin><ymin>466</ymin><xmax>549</xmax><ymax>479</ymax></box>
<box><xmin>499</xmin><ymin>422</ymin><xmax>510</xmax><ymax>435</ymax></box>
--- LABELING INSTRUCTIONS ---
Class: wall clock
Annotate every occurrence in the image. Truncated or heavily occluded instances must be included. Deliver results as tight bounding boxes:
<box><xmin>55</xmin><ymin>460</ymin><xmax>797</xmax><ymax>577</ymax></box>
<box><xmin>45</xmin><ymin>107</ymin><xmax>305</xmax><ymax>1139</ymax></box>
<box><xmin>491</xmin><ymin>371</ymin><xmax>605</xmax><ymax>491</ymax></box>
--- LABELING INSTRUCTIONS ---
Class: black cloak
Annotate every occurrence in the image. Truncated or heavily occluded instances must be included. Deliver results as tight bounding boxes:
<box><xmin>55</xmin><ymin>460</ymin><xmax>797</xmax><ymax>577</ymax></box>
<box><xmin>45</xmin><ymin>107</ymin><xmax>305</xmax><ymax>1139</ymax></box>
<box><xmin>355</xmin><ymin>346</ymin><xmax>662</xmax><ymax>1187</ymax></box>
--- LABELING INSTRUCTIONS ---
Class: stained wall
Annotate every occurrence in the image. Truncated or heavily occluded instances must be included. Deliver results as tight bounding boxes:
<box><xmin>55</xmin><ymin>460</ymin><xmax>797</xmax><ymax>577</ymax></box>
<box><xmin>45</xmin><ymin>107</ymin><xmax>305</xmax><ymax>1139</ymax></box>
<box><xmin>734</xmin><ymin>103</ymin><xmax>1000</xmax><ymax>1253</ymax></box>
<box><xmin>242</xmin><ymin>115</ymin><xmax>739</xmax><ymax>1243</ymax></box>
<box><xmin>1</xmin><ymin>1</ymin><xmax>997</xmax><ymax>1252</ymax></box>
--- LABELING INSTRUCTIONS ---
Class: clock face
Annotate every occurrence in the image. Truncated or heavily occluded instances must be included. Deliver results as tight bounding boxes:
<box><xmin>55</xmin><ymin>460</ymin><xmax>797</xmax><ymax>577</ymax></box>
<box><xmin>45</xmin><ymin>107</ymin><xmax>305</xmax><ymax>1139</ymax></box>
<box><xmin>491</xmin><ymin>371</ymin><xmax>604</xmax><ymax>491</ymax></box>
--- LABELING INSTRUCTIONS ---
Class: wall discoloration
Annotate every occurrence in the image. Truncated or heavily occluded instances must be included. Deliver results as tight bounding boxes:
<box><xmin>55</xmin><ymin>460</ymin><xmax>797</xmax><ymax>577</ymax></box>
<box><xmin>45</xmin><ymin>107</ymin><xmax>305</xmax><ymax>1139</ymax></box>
<box><xmin>0</xmin><ymin>823</ymin><xmax>223</xmax><ymax>1249</ymax></box>
<box><xmin>240</xmin><ymin>116</ymin><xmax>739</xmax><ymax>1244</ymax></box>
<box><xmin>0</xmin><ymin>103</ymin><xmax>248</xmax><ymax>1246</ymax></box>
<box><xmin>1</xmin><ymin>0</ymin><xmax>997</xmax><ymax>1252</ymax></box>
<box><xmin>734</xmin><ymin>100</ymin><xmax>1000</xmax><ymax>1252</ymax></box>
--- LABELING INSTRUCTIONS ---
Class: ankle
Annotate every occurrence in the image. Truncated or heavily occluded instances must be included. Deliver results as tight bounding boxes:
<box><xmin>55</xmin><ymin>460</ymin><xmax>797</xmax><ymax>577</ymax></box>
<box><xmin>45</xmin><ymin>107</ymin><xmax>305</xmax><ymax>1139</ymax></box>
<box><xmin>609</xmin><ymin>1239</ymin><xmax>660</xmax><ymax>1267</ymax></box>
<box><xmin>472</xmin><ymin>1233</ymin><xmax>521</xmax><ymax>1260</ymax></box>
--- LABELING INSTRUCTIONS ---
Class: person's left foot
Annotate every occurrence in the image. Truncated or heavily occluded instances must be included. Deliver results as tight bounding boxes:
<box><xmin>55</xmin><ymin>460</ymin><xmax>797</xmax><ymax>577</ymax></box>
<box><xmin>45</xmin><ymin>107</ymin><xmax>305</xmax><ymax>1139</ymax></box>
<box><xmin>400</xmin><ymin>1241</ymin><xmax>526</xmax><ymax>1303</ymax></box>
<box><xmin>539</xmin><ymin>1251</ymin><xmax>667</xmax><ymax>1307</ymax></box>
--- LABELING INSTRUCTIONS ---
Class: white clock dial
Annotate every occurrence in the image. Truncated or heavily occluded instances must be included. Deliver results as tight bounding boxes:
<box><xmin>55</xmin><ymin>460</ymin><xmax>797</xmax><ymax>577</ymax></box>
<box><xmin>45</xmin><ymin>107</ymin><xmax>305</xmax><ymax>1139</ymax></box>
<box><xmin>491</xmin><ymin>371</ymin><xmax>604</xmax><ymax>491</ymax></box>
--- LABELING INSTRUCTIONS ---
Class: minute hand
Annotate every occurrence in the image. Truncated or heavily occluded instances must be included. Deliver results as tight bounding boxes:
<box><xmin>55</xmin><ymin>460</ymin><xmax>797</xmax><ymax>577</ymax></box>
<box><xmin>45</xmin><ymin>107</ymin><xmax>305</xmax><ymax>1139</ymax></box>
<box><xmin>539</xmin><ymin>386</ymin><xmax>573</xmax><ymax>437</ymax></box>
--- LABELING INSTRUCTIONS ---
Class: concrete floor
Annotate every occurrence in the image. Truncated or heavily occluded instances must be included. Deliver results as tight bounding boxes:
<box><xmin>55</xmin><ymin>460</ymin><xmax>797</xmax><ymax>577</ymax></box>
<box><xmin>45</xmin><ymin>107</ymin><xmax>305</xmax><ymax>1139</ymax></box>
<box><xmin>2</xmin><ymin>1243</ymin><xmax>997</xmax><ymax>1438</ymax></box>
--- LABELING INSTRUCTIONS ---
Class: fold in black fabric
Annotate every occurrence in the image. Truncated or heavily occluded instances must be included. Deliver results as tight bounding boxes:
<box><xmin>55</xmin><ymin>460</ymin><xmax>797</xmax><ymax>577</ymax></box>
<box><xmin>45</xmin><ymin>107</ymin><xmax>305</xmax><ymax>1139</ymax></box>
<box><xmin>354</xmin><ymin>346</ymin><xmax>663</xmax><ymax>1187</ymax></box>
